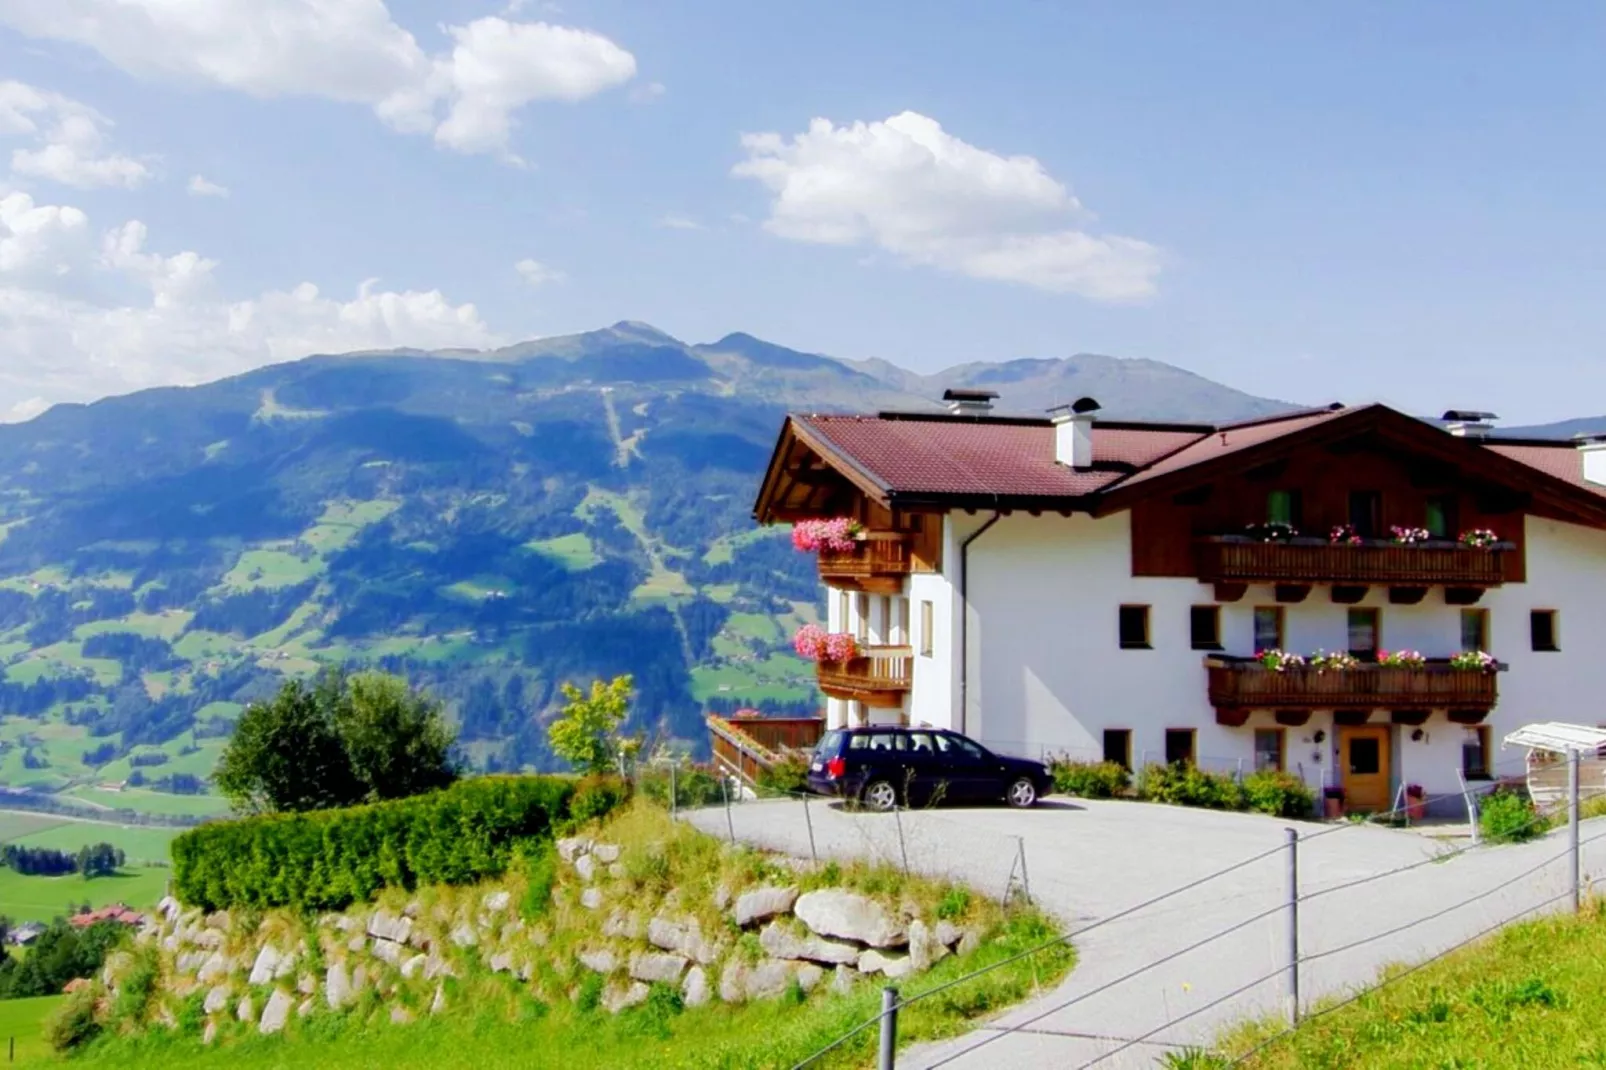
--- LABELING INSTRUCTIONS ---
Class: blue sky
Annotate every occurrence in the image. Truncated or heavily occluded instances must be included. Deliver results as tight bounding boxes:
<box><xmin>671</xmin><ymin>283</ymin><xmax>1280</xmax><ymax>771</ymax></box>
<box><xmin>0</xmin><ymin>1</ymin><xmax>1601</xmax><ymax>424</ymax></box>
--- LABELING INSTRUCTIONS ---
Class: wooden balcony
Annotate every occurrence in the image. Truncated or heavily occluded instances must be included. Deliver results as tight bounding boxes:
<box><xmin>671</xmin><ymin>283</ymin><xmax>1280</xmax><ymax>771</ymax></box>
<box><xmin>1195</xmin><ymin>537</ymin><xmax>1512</xmax><ymax>590</ymax></box>
<box><xmin>1206</xmin><ymin>656</ymin><xmax>1502</xmax><ymax>724</ymax></box>
<box><xmin>707</xmin><ymin>714</ymin><xmax>825</xmax><ymax>788</ymax></box>
<box><xmin>818</xmin><ymin>532</ymin><xmax>912</xmax><ymax>594</ymax></box>
<box><xmin>817</xmin><ymin>645</ymin><xmax>913</xmax><ymax>708</ymax></box>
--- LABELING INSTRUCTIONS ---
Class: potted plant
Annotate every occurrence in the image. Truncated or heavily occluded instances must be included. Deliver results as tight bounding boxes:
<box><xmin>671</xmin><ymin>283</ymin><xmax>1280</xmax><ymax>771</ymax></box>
<box><xmin>1405</xmin><ymin>783</ymin><xmax>1427</xmax><ymax>822</ymax></box>
<box><xmin>1329</xmin><ymin>524</ymin><xmax>1363</xmax><ymax>546</ymax></box>
<box><xmin>791</xmin><ymin>517</ymin><xmax>864</xmax><ymax>554</ymax></box>
<box><xmin>1256</xmin><ymin>649</ymin><xmax>1306</xmax><ymax>672</ymax></box>
<box><xmin>1459</xmin><ymin>528</ymin><xmax>1499</xmax><ymax>549</ymax></box>
<box><xmin>1323</xmin><ymin>784</ymin><xmax>1346</xmax><ymax>819</ymax></box>
<box><xmin>1377</xmin><ymin>649</ymin><xmax>1426</xmax><ymax>669</ymax></box>
<box><xmin>1390</xmin><ymin>525</ymin><xmax>1431</xmax><ymax>546</ymax></box>
<box><xmin>1245</xmin><ymin>521</ymin><xmax>1298</xmax><ymax>543</ymax></box>
<box><xmin>1449</xmin><ymin>650</ymin><xmax>1497</xmax><ymax>672</ymax></box>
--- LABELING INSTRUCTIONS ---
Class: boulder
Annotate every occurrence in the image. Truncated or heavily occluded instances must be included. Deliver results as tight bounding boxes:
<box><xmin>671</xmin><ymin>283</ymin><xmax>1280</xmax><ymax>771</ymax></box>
<box><xmin>197</xmin><ymin>951</ymin><xmax>231</xmax><ymax>984</ymax></box>
<box><xmin>400</xmin><ymin>954</ymin><xmax>427</xmax><ymax>980</ymax></box>
<box><xmin>248</xmin><ymin>947</ymin><xmax>284</xmax><ymax>987</ymax></box>
<box><xmin>857</xmin><ymin>950</ymin><xmax>913</xmax><ymax>979</ymax></box>
<box><xmin>592</xmin><ymin>843</ymin><xmax>622</xmax><ymax>864</ymax></box>
<box><xmin>602</xmin><ymin>981</ymin><xmax>650</xmax><ymax>1014</ymax></box>
<box><xmin>158</xmin><ymin>896</ymin><xmax>181</xmax><ymax>924</ymax></box>
<box><xmin>796</xmin><ymin>964</ymin><xmax>825</xmax><ymax>992</ymax></box>
<box><xmin>578</xmin><ymin>949</ymin><xmax>617</xmax><ymax>974</ymax></box>
<box><xmin>203</xmin><ymin>985</ymin><xmax>230</xmax><ymax>1015</ymax></box>
<box><xmin>758</xmin><ymin>921</ymin><xmax>858</xmax><ymax>966</ymax></box>
<box><xmin>298</xmin><ymin>973</ymin><xmax>317</xmax><ymax>996</ymax></box>
<box><xmin>483</xmin><ymin>890</ymin><xmax>511</xmax><ymax>913</ymax></box>
<box><xmin>957</xmin><ymin>928</ymin><xmax>982</xmax><ymax>956</ymax></box>
<box><xmin>745</xmin><ymin>960</ymin><xmax>793</xmax><ymax>1000</ymax></box>
<box><xmin>682</xmin><ymin>966</ymin><xmax>710</xmax><ymax>1008</ymax></box>
<box><xmin>449</xmin><ymin>924</ymin><xmax>477</xmax><ymax>948</ymax></box>
<box><xmin>580</xmin><ymin>888</ymin><xmax>604</xmax><ymax>911</ymax></box>
<box><xmin>205</xmin><ymin>910</ymin><xmax>231</xmax><ymax>930</ymax></box>
<box><xmin>934</xmin><ymin>921</ymin><xmax>964</xmax><ymax>948</ymax></box>
<box><xmin>353</xmin><ymin>965</ymin><xmax>369</xmax><ymax>994</ymax></box>
<box><xmin>908</xmin><ymin>920</ymin><xmax>941</xmax><ymax>972</ymax></box>
<box><xmin>831</xmin><ymin>964</ymin><xmax>855</xmax><ymax>995</ymax></box>
<box><xmin>431</xmin><ymin>985</ymin><xmax>446</xmax><ymax>1015</ymax></box>
<box><xmin>202</xmin><ymin>1020</ymin><xmax>217</xmax><ymax>1046</ymax></box>
<box><xmin>574</xmin><ymin>855</ymin><xmax>598</xmax><ymax>883</ymax></box>
<box><xmin>297</xmin><ymin>998</ymin><xmax>314</xmax><ymax>1019</ymax></box>
<box><xmin>235</xmin><ymin>995</ymin><xmax>256</xmax><ymax>1024</ymax></box>
<box><xmin>604</xmin><ymin>912</ymin><xmax>640</xmax><ymax>939</ymax></box>
<box><xmin>367</xmin><ymin>911</ymin><xmax>413</xmax><ymax>945</ymax></box>
<box><xmin>795</xmin><ymin>890</ymin><xmax>906</xmax><ymax>948</ymax></box>
<box><xmin>608</xmin><ymin>863</ymin><xmax>626</xmax><ymax>880</ymax></box>
<box><xmin>176</xmin><ymin>951</ymin><xmax>209</xmax><ymax>975</ymax></box>
<box><xmin>347</xmin><ymin>934</ymin><xmax>367</xmax><ymax>954</ymax></box>
<box><xmin>713</xmin><ymin>884</ymin><xmax>732</xmax><ymax>911</ymax></box>
<box><xmin>390</xmin><ymin>1007</ymin><xmax>413</xmax><ymax>1025</ymax></box>
<box><xmin>259</xmin><ymin>989</ymin><xmax>293</xmax><ymax>1035</ymax></box>
<box><xmin>488</xmin><ymin>952</ymin><xmax>515</xmax><ymax>974</ymax></box>
<box><xmin>423</xmin><ymin>954</ymin><xmax>452</xmax><ymax>981</ymax></box>
<box><xmin>371</xmin><ymin>940</ymin><xmax>404</xmax><ymax>966</ymax></box>
<box><xmin>325</xmin><ymin>963</ymin><xmax>353</xmax><ymax>1010</ymax></box>
<box><xmin>733</xmin><ymin>885</ymin><xmax>799</xmax><ymax>928</ymax></box>
<box><xmin>646</xmin><ymin>916</ymin><xmax>688</xmax><ymax>953</ymax></box>
<box><xmin>718</xmin><ymin>960</ymin><xmax>748</xmax><ymax>1004</ymax></box>
<box><xmin>195</xmin><ymin>929</ymin><xmax>224</xmax><ymax>949</ymax></box>
<box><xmin>557</xmin><ymin>836</ymin><xmax>592</xmax><ymax>862</ymax></box>
<box><xmin>629</xmin><ymin>952</ymin><xmax>689</xmax><ymax>985</ymax></box>
<box><xmin>404</xmin><ymin>901</ymin><xmax>422</xmax><ymax>919</ymax></box>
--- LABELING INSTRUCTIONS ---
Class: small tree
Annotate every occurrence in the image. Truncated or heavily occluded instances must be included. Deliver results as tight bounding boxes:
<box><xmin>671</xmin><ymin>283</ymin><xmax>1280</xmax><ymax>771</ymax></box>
<box><xmin>336</xmin><ymin>672</ymin><xmax>458</xmax><ymax>802</ymax></box>
<box><xmin>547</xmin><ymin>675</ymin><xmax>635</xmax><ymax>776</ymax></box>
<box><xmin>215</xmin><ymin>673</ymin><xmax>361</xmax><ymax>814</ymax></box>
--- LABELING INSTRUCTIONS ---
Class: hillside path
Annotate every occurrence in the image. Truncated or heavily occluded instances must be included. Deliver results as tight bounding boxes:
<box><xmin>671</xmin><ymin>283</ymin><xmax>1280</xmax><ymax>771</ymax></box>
<box><xmin>683</xmin><ymin>797</ymin><xmax>1603</xmax><ymax>1068</ymax></box>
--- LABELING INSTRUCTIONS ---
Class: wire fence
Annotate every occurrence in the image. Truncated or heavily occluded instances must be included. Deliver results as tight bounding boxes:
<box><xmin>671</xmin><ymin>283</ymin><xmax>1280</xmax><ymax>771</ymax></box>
<box><xmin>650</xmin><ymin>749</ymin><xmax>1596</xmax><ymax>1070</ymax></box>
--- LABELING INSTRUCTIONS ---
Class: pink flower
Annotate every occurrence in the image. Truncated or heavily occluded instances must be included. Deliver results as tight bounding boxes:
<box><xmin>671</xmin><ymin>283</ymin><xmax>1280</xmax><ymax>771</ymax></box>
<box><xmin>792</xmin><ymin>624</ymin><xmax>826</xmax><ymax>660</ymax></box>
<box><xmin>823</xmin><ymin>632</ymin><xmax>858</xmax><ymax>662</ymax></box>
<box><xmin>791</xmin><ymin>517</ymin><xmax>864</xmax><ymax>554</ymax></box>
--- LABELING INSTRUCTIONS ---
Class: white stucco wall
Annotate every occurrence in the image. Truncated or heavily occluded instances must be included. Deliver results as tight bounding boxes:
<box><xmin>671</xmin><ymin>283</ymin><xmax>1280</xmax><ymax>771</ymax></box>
<box><xmin>935</xmin><ymin>509</ymin><xmax>1606</xmax><ymax>801</ymax></box>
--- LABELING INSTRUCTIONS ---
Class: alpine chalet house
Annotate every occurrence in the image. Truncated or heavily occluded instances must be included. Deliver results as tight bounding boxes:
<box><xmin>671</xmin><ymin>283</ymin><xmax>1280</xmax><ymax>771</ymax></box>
<box><xmin>753</xmin><ymin>392</ymin><xmax>1606</xmax><ymax>813</ymax></box>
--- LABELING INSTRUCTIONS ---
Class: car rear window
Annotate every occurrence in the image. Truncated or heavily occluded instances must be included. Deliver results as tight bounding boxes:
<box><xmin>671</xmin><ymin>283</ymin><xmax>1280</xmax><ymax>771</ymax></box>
<box><xmin>815</xmin><ymin>730</ymin><xmax>844</xmax><ymax>757</ymax></box>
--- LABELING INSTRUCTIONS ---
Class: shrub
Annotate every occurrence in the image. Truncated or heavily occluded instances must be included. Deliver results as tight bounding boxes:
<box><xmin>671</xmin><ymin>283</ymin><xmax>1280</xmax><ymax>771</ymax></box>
<box><xmin>1242</xmin><ymin>769</ymin><xmax>1316</xmax><ymax>818</ymax></box>
<box><xmin>1480</xmin><ymin>789</ymin><xmax>1544</xmax><ymax>844</ymax></box>
<box><xmin>637</xmin><ymin>764</ymin><xmax>724</xmax><ymax>809</ymax></box>
<box><xmin>172</xmin><ymin>775</ymin><xmax>626</xmax><ymax>912</ymax></box>
<box><xmin>46</xmin><ymin>986</ymin><xmax>102</xmax><ymax>1053</ymax></box>
<box><xmin>518</xmin><ymin>843</ymin><xmax>559</xmax><ymax>922</ymax></box>
<box><xmin>756</xmin><ymin>755</ymin><xmax>809</xmax><ymax>797</ymax></box>
<box><xmin>936</xmin><ymin>886</ymin><xmax>973</xmax><ymax>922</ymax></box>
<box><xmin>568</xmin><ymin>776</ymin><xmax>630</xmax><ymax>828</ymax></box>
<box><xmin>1139</xmin><ymin>764</ymin><xmax>1246</xmax><ymax>811</ymax></box>
<box><xmin>1050</xmin><ymin>759</ymin><xmax>1131</xmax><ymax>799</ymax></box>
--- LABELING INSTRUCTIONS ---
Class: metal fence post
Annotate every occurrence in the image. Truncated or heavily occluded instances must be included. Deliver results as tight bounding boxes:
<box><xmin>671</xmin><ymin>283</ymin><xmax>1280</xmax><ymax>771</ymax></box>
<box><xmin>893</xmin><ymin>805</ymin><xmax>909</xmax><ymax>873</ymax></box>
<box><xmin>1016</xmin><ymin>836</ymin><xmax>1032</xmax><ymax>905</ymax></box>
<box><xmin>878</xmin><ymin>985</ymin><xmax>900</xmax><ymax>1069</ymax></box>
<box><xmin>720</xmin><ymin>776</ymin><xmax>736</xmax><ymax>844</ymax></box>
<box><xmin>802</xmin><ymin>792</ymin><xmax>819</xmax><ymax>864</ymax></box>
<box><xmin>670</xmin><ymin>763</ymin><xmax>678</xmax><ymax>820</ymax></box>
<box><xmin>1570</xmin><ymin>748</ymin><xmax>1582</xmax><ymax>913</ymax></box>
<box><xmin>1285</xmin><ymin>827</ymin><xmax>1300</xmax><ymax>1025</ymax></box>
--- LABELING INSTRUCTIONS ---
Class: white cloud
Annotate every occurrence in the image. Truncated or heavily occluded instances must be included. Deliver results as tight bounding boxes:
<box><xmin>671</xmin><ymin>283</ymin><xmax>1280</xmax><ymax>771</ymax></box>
<box><xmin>655</xmin><ymin>213</ymin><xmax>703</xmax><ymax>231</ymax></box>
<box><xmin>4</xmin><ymin>397</ymin><xmax>47</xmax><ymax>422</ymax></box>
<box><xmin>0</xmin><ymin>80</ymin><xmax>152</xmax><ymax>188</ymax></box>
<box><xmin>187</xmin><ymin>174</ymin><xmax>229</xmax><ymax>198</ymax></box>
<box><xmin>629</xmin><ymin>81</ymin><xmax>665</xmax><ymax>104</ymax></box>
<box><xmin>732</xmin><ymin>111</ymin><xmax>1162</xmax><ymax>301</ymax></box>
<box><xmin>514</xmin><ymin>258</ymin><xmax>566</xmax><ymax>287</ymax></box>
<box><xmin>0</xmin><ymin>2</ymin><xmax>637</xmax><ymax>160</ymax></box>
<box><xmin>0</xmin><ymin>186</ymin><xmax>499</xmax><ymax>419</ymax></box>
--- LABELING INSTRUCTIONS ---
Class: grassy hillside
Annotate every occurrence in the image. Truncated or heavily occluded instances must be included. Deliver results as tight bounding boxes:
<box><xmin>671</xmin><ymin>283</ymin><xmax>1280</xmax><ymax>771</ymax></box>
<box><xmin>0</xmin><ymin>995</ymin><xmax>62</xmax><ymax>1065</ymax></box>
<box><xmin>0</xmin><ymin>865</ymin><xmax>168</xmax><ymax>924</ymax></box>
<box><xmin>0</xmin><ymin>322</ymin><xmax>1287</xmax><ymax>819</ymax></box>
<box><xmin>1203</xmin><ymin>906</ymin><xmax>1606</xmax><ymax>1068</ymax></box>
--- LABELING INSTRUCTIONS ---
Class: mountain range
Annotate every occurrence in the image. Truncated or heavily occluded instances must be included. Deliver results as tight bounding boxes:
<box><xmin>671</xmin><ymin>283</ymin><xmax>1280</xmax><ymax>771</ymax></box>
<box><xmin>0</xmin><ymin>322</ymin><xmax>1389</xmax><ymax>798</ymax></box>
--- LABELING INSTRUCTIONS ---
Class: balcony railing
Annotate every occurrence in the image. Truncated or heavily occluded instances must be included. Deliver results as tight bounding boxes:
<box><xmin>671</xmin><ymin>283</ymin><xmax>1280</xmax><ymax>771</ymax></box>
<box><xmin>1205</xmin><ymin>656</ymin><xmax>1502</xmax><ymax>715</ymax></box>
<box><xmin>706</xmin><ymin>714</ymin><xmax>825</xmax><ymax>789</ymax></box>
<box><xmin>817</xmin><ymin>644</ymin><xmax>913</xmax><ymax>708</ymax></box>
<box><xmin>818</xmin><ymin>532</ymin><xmax>912</xmax><ymax>591</ymax></box>
<box><xmin>1195</xmin><ymin>536</ymin><xmax>1512</xmax><ymax>587</ymax></box>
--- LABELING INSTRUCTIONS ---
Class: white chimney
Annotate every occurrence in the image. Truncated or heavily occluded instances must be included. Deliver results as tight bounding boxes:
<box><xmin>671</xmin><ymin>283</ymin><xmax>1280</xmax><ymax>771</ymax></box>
<box><xmin>943</xmin><ymin>388</ymin><xmax>998</xmax><ymax>416</ymax></box>
<box><xmin>1578</xmin><ymin>436</ymin><xmax>1606</xmax><ymax>486</ymax></box>
<box><xmin>1049</xmin><ymin>397</ymin><xmax>1100</xmax><ymax>470</ymax></box>
<box><xmin>1442</xmin><ymin>409</ymin><xmax>1498</xmax><ymax>438</ymax></box>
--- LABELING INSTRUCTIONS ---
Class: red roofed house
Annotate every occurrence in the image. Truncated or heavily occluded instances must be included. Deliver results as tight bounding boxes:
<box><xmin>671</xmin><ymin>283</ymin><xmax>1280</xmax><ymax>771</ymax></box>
<box><xmin>69</xmin><ymin>903</ymin><xmax>145</xmax><ymax>929</ymax></box>
<box><xmin>753</xmin><ymin>391</ymin><xmax>1606</xmax><ymax>813</ymax></box>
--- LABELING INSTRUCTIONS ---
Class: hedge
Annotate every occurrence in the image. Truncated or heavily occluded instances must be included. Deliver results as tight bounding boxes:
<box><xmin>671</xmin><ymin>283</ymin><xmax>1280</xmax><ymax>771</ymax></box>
<box><xmin>171</xmin><ymin>775</ymin><xmax>623</xmax><ymax>912</ymax></box>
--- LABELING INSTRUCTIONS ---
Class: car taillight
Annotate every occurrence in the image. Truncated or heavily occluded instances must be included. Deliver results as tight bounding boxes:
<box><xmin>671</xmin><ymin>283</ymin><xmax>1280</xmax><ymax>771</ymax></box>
<box><xmin>826</xmin><ymin>757</ymin><xmax>845</xmax><ymax>779</ymax></box>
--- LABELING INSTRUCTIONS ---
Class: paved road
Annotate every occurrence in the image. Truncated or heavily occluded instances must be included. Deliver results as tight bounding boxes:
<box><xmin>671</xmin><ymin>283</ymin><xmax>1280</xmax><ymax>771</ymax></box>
<box><xmin>684</xmin><ymin>796</ymin><xmax>1603</xmax><ymax>1068</ymax></box>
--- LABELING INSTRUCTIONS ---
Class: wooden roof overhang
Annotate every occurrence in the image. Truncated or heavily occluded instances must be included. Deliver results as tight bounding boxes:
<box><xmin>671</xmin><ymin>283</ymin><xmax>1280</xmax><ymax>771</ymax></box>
<box><xmin>753</xmin><ymin>417</ymin><xmax>893</xmax><ymax>524</ymax></box>
<box><xmin>1092</xmin><ymin>405</ymin><xmax>1606</xmax><ymax>530</ymax></box>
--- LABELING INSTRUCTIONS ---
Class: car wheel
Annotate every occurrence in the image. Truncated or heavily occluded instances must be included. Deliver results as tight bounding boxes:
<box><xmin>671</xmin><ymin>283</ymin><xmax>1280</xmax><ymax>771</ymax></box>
<box><xmin>1005</xmin><ymin>776</ymin><xmax>1038</xmax><ymax>809</ymax></box>
<box><xmin>861</xmin><ymin>779</ymin><xmax>899</xmax><ymax>813</ymax></box>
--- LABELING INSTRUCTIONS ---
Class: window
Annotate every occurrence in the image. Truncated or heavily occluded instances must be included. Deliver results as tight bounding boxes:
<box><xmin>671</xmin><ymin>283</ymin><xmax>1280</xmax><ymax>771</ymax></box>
<box><xmin>1531</xmin><ymin>610</ymin><xmax>1560</xmax><ymax>652</ymax></box>
<box><xmin>1460</xmin><ymin>608</ymin><xmax>1489</xmax><ymax>653</ymax></box>
<box><xmin>895</xmin><ymin>598</ymin><xmax>910</xmax><ymax>646</ymax></box>
<box><xmin>1254</xmin><ymin>728</ymin><xmax>1285</xmax><ymax>772</ymax></box>
<box><xmin>1267</xmin><ymin>489</ymin><xmax>1303</xmax><ymax>528</ymax></box>
<box><xmin>919</xmin><ymin>600</ymin><xmax>934</xmax><ymax>658</ymax></box>
<box><xmin>1190</xmin><ymin>605</ymin><xmax>1222</xmax><ymax>650</ymax></box>
<box><xmin>936</xmin><ymin>733</ymin><xmax>985</xmax><ymax>761</ymax></box>
<box><xmin>853</xmin><ymin>593</ymin><xmax>869</xmax><ymax>642</ymax></box>
<box><xmin>906</xmin><ymin>732</ymin><xmax>936</xmax><ymax>754</ymax></box>
<box><xmin>1103</xmin><ymin>729</ymin><xmax>1132</xmax><ymax>770</ymax></box>
<box><xmin>1118</xmin><ymin>605</ymin><xmax>1151</xmax><ymax>649</ymax></box>
<box><xmin>1164</xmin><ymin>729</ymin><xmax>1196</xmax><ymax>767</ymax></box>
<box><xmin>837</xmin><ymin>590</ymin><xmax>850</xmax><ymax>632</ymax></box>
<box><xmin>1462</xmin><ymin>726</ymin><xmax>1491</xmax><ymax>780</ymax></box>
<box><xmin>1348</xmin><ymin>491</ymin><xmax>1382</xmax><ymax>538</ymax></box>
<box><xmin>1425</xmin><ymin>494</ymin><xmax>1458</xmax><ymax>539</ymax></box>
<box><xmin>1253</xmin><ymin>606</ymin><xmax>1285</xmax><ymax>652</ymax></box>
<box><xmin>1347</xmin><ymin>608</ymin><xmax>1380</xmax><ymax>659</ymax></box>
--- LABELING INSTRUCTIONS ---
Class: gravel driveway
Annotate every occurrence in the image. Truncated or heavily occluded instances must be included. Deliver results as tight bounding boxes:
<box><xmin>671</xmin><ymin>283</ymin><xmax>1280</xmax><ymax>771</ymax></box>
<box><xmin>683</xmin><ymin>796</ymin><xmax>1602</xmax><ymax>1068</ymax></box>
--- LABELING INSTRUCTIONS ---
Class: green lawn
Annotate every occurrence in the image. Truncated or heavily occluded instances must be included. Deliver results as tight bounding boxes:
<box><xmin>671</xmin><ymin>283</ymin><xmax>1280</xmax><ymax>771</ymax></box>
<box><xmin>0</xmin><ymin>866</ymin><xmax>168</xmax><ymax>923</ymax></box>
<box><xmin>4</xmin><ymin>818</ymin><xmax>182</xmax><ymax>865</ymax></box>
<box><xmin>690</xmin><ymin>658</ymin><xmax>816</xmax><ymax>704</ymax></box>
<box><xmin>63</xmin><ymin>787</ymin><xmax>228</xmax><ymax>820</ymax></box>
<box><xmin>524</xmin><ymin>532</ymin><xmax>599</xmax><ymax>571</ymax></box>
<box><xmin>0</xmin><ymin>995</ymin><xmax>63</xmax><ymax>1065</ymax></box>
<box><xmin>222</xmin><ymin>549</ymin><xmax>324</xmax><ymax>591</ymax></box>
<box><xmin>1214</xmin><ymin>907</ymin><xmax>1606</xmax><ymax>1069</ymax></box>
<box><xmin>0</xmin><ymin>811</ymin><xmax>67</xmax><ymax>841</ymax></box>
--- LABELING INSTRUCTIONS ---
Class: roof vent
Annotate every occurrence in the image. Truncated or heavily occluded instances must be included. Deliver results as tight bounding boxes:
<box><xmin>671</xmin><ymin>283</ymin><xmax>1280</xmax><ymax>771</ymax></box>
<box><xmin>943</xmin><ymin>388</ymin><xmax>999</xmax><ymax>416</ymax></box>
<box><xmin>1442</xmin><ymin>410</ymin><xmax>1499</xmax><ymax>438</ymax></box>
<box><xmin>1576</xmin><ymin>434</ymin><xmax>1606</xmax><ymax>487</ymax></box>
<box><xmin>1048</xmin><ymin>397</ymin><xmax>1100</xmax><ymax>470</ymax></box>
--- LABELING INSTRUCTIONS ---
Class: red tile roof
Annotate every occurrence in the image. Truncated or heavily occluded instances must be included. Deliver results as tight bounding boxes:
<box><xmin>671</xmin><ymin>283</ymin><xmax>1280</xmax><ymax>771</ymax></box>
<box><xmin>781</xmin><ymin>405</ymin><xmax>1606</xmax><ymax>512</ymax></box>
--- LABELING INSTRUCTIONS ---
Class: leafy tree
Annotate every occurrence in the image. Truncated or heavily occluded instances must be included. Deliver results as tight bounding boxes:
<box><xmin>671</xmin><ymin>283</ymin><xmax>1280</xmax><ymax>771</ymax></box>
<box><xmin>335</xmin><ymin>672</ymin><xmax>458</xmax><ymax>802</ymax></box>
<box><xmin>214</xmin><ymin>673</ymin><xmax>363</xmax><ymax>814</ymax></box>
<box><xmin>547</xmin><ymin>675</ymin><xmax>635</xmax><ymax>776</ymax></box>
<box><xmin>0</xmin><ymin>919</ymin><xmax>125</xmax><ymax>999</ymax></box>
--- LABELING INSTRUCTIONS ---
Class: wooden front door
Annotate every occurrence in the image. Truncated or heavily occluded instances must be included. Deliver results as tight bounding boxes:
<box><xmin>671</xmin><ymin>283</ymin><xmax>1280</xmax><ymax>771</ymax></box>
<box><xmin>1340</xmin><ymin>725</ymin><xmax>1392</xmax><ymax>812</ymax></box>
